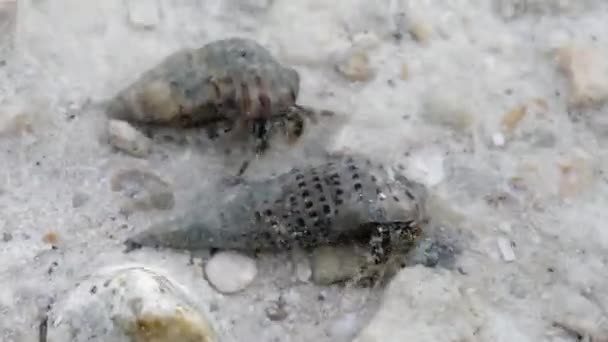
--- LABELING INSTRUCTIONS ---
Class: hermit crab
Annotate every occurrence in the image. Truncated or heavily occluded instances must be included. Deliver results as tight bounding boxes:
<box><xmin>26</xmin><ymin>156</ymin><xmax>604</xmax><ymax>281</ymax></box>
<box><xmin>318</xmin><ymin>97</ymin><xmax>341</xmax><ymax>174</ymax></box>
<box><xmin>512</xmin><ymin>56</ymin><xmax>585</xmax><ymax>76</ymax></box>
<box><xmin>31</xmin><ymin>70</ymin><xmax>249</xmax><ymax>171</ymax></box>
<box><xmin>106</xmin><ymin>37</ymin><xmax>325</xmax><ymax>174</ymax></box>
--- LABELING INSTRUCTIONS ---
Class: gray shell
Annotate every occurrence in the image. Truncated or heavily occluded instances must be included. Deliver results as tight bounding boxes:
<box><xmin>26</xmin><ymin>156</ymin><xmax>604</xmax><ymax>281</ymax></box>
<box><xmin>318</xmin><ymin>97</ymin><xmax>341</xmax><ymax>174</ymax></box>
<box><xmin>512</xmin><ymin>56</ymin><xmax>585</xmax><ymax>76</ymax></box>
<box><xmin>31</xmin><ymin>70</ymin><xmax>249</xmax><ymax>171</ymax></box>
<box><xmin>125</xmin><ymin>154</ymin><xmax>428</xmax><ymax>255</ymax></box>
<box><xmin>107</xmin><ymin>37</ymin><xmax>300</xmax><ymax>126</ymax></box>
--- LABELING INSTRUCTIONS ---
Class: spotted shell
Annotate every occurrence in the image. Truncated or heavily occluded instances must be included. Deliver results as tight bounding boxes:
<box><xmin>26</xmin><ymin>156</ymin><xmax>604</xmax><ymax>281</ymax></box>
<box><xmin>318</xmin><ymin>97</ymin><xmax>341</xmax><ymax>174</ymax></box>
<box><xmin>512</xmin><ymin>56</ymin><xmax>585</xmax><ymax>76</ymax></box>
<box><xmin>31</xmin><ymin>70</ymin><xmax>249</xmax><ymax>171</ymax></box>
<box><xmin>107</xmin><ymin>37</ymin><xmax>300</xmax><ymax>127</ymax></box>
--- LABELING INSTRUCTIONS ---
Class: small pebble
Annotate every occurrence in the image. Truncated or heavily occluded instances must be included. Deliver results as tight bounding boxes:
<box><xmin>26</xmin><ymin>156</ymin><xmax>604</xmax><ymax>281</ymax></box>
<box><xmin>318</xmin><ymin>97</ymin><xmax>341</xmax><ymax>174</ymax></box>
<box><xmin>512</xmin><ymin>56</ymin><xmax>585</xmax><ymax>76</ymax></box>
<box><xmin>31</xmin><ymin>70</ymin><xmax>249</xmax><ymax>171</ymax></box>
<box><xmin>557</xmin><ymin>44</ymin><xmax>608</xmax><ymax>107</ymax></box>
<box><xmin>492</xmin><ymin>132</ymin><xmax>505</xmax><ymax>147</ymax></box>
<box><xmin>497</xmin><ymin>237</ymin><xmax>516</xmax><ymax>262</ymax></box>
<box><xmin>408</xmin><ymin>20</ymin><xmax>432</xmax><ymax>43</ymax></box>
<box><xmin>2</xmin><ymin>232</ymin><xmax>13</xmax><ymax>242</ymax></box>
<box><xmin>335</xmin><ymin>49</ymin><xmax>375</xmax><ymax>82</ymax></box>
<box><xmin>311</xmin><ymin>246</ymin><xmax>368</xmax><ymax>285</ymax></box>
<box><xmin>204</xmin><ymin>251</ymin><xmax>257</xmax><ymax>294</ymax></box>
<box><xmin>107</xmin><ymin>119</ymin><xmax>152</xmax><ymax>158</ymax></box>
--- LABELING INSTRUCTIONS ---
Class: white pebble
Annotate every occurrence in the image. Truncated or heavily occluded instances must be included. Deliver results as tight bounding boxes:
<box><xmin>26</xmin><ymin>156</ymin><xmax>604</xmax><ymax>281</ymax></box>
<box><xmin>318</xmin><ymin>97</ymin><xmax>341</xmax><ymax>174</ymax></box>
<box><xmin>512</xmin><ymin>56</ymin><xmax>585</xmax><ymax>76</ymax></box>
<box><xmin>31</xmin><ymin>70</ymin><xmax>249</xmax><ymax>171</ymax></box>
<box><xmin>205</xmin><ymin>251</ymin><xmax>257</xmax><ymax>294</ymax></box>
<box><xmin>492</xmin><ymin>132</ymin><xmax>506</xmax><ymax>147</ymax></box>
<box><xmin>107</xmin><ymin>119</ymin><xmax>151</xmax><ymax>158</ymax></box>
<box><xmin>497</xmin><ymin>237</ymin><xmax>516</xmax><ymax>262</ymax></box>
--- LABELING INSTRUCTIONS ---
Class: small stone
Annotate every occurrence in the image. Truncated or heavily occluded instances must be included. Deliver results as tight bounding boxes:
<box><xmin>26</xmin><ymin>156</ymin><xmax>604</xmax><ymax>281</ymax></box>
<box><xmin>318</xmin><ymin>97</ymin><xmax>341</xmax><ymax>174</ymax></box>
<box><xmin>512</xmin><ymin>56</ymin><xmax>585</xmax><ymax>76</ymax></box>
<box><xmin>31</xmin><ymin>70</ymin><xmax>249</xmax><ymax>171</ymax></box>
<box><xmin>422</xmin><ymin>92</ymin><xmax>475</xmax><ymax>132</ymax></box>
<box><xmin>107</xmin><ymin>119</ymin><xmax>152</xmax><ymax>158</ymax></box>
<box><xmin>111</xmin><ymin>168</ymin><xmax>175</xmax><ymax>212</ymax></box>
<box><xmin>310</xmin><ymin>246</ymin><xmax>368</xmax><ymax>285</ymax></box>
<box><xmin>42</xmin><ymin>231</ymin><xmax>59</xmax><ymax>246</ymax></box>
<box><xmin>204</xmin><ymin>251</ymin><xmax>257</xmax><ymax>294</ymax></box>
<box><xmin>399</xmin><ymin>63</ymin><xmax>409</xmax><ymax>80</ymax></box>
<box><xmin>497</xmin><ymin>237</ymin><xmax>516</xmax><ymax>262</ymax></box>
<box><xmin>71</xmin><ymin>192</ymin><xmax>89</xmax><ymax>208</ymax></box>
<box><xmin>557</xmin><ymin>45</ymin><xmax>608</xmax><ymax>108</ymax></box>
<box><xmin>2</xmin><ymin>232</ymin><xmax>12</xmax><ymax>242</ymax></box>
<box><xmin>125</xmin><ymin>0</ymin><xmax>160</xmax><ymax>30</ymax></box>
<box><xmin>500</xmin><ymin>104</ymin><xmax>527</xmax><ymax>134</ymax></box>
<box><xmin>0</xmin><ymin>108</ymin><xmax>33</xmax><ymax>136</ymax></box>
<box><xmin>335</xmin><ymin>49</ymin><xmax>375</xmax><ymax>82</ymax></box>
<box><xmin>47</xmin><ymin>264</ymin><xmax>219</xmax><ymax>342</ymax></box>
<box><xmin>491</xmin><ymin>132</ymin><xmax>505</xmax><ymax>147</ymax></box>
<box><xmin>295</xmin><ymin>258</ymin><xmax>312</xmax><ymax>283</ymax></box>
<box><xmin>408</xmin><ymin>20</ymin><xmax>432</xmax><ymax>43</ymax></box>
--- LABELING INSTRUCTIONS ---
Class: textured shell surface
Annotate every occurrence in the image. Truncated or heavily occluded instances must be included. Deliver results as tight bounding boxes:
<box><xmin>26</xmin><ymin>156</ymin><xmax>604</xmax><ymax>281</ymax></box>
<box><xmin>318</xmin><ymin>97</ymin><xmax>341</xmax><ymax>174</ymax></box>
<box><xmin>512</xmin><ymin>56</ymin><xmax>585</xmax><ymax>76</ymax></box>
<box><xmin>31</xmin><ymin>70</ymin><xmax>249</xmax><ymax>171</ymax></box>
<box><xmin>125</xmin><ymin>154</ymin><xmax>428</xmax><ymax>258</ymax></box>
<box><xmin>107</xmin><ymin>37</ymin><xmax>300</xmax><ymax>126</ymax></box>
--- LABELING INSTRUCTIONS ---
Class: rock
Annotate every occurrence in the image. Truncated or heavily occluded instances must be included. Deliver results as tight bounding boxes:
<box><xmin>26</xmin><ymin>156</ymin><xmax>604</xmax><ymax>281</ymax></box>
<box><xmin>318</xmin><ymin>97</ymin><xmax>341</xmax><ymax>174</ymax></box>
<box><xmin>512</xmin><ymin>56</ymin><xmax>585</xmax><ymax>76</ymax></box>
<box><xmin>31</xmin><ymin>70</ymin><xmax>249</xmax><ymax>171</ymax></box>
<box><xmin>294</xmin><ymin>256</ymin><xmax>312</xmax><ymax>283</ymax></box>
<box><xmin>125</xmin><ymin>0</ymin><xmax>160</xmax><ymax>30</ymax></box>
<box><xmin>204</xmin><ymin>251</ymin><xmax>257</xmax><ymax>294</ymax></box>
<box><xmin>107</xmin><ymin>119</ymin><xmax>152</xmax><ymax>158</ymax></box>
<box><xmin>557</xmin><ymin>45</ymin><xmax>608</xmax><ymax>108</ymax></box>
<box><xmin>497</xmin><ymin>237</ymin><xmax>516</xmax><ymax>262</ymax></box>
<box><xmin>354</xmin><ymin>266</ymin><xmax>481</xmax><ymax>342</ymax></box>
<box><xmin>422</xmin><ymin>92</ymin><xmax>475</xmax><ymax>132</ymax></box>
<box><xmin>71</xmin><ymin>192</ymin><xmax>90</xmax><ymax>208</ymax></box>
<box><xmin>42</xmin><ymin>231</ymin><xmax>59</xmax><ymax>247</ymax></box>
<box><xmin>399</xmin><ymin>63</ymin><xmax>409</xmax><ymax>80</ymax></box>
<box><xmin>111</xmin><ymin>168</ymin><xmax>174</xmax><ymax>213</ymax></box>
<box><xmin>0</xmin><ymin>108</ymin><xmax>33</xmax><ymax>136</ymax></box>
<box><xmin>2</xmin><ymin>232</ymin><xmax>12</xmax><ymax>242</ymax></box>
<box><xmin>310</xmin><ymin>246</ymin><xmax>368</xmax><ymax>285</ymax></box>
<box><xmin>0</xmin><ymin>0</ymin><xmax>16</xmax><ymax>54</ymax></box>
<box><xmin>491</xmin><ymin>132</ymin><xmax>505</xmax><ymax>147</ymax></box>
<box><xmin>500</xmin><ymin>104</ymin><xmax>527</xmax><ymax>134</ymax></box>
<box><xmin>47</xmin><ymin>264</ymin><xmax>218</xmax><ymax>342</ymax></box>
<box><xmin>408</xmin><ymin>20</ymin><xmax>432</xmax><ymax>44</ymax></box>
<box><xmin>335</xmin><ymin>49</ymin><xmax>376</xmax><ymax>82</ymax></box>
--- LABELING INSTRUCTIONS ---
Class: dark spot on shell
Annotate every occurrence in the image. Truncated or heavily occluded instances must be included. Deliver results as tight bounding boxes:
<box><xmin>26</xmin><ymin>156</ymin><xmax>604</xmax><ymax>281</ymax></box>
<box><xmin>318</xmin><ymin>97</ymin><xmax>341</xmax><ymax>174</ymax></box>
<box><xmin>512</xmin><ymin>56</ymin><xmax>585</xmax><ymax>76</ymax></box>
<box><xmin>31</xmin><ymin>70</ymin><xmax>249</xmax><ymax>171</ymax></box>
<box><xmin>312</xmin><ymin>176</ymin><xmax>320</xmax><ymax>182</ymax></box>
<box><xmin>371</xmin><ymin>175</ymin><xmax>377</xmax><ymax>182</ymax></box>
<box><xmin>305</xmin><ymin>201</ymin><xmax>313</xmax><ymax>209</ymax></box>
<box><xmin>336</xmin><ymin>199</ymin><xmax>343</xmax><ymax>205</ymax></box>
<box><xmin>354</xmin><ymin>183</ymin><xmax>362</xmax><ymax>191</ymax></box>
<box><xmin>314</xmin><ymin>183</ymin><xmax>323</xmax><ymax>191</ymax></box>
<box><xmin>296</xmin><ymin>174</ymin><xmax>304</xmax><ymax>180</ymax></box>
<box><xmin>336</xmin><ymin>189</ymin><xmax>344</xmax><ymax>196</ymax></box>
<box><xmin>323</xmin><ymin>205</ymin><xmax>331</xmax><ymax>214</ymax></box>
<box><xmin>309</xmin><ymin>211</ymin><xmax>318</xmax><ymax>218</ymax></box>
<box><xmin>393</xmin><ymin>196</ymin><xmax>400</xmax><ymax>202</ymax></box>
<box><xmin>302</xmin><ymin>190</ymin><xmax>310</xmax><ymax>197</ymax></box>
<box><xmin>296</xmin><ymin>218</ymin><xmax>305</xmax><ymax>227</ymax></box>
<box><xmin>290</xmin><ymin>196</ymin><xmax>297</xmax><ymax>203</ymax></box>
<box><xmin>319</xmin><ymin>196</ymin><xmax>326</xmax><ymax>202</ymax></box>
<box><xmin>352</xmin><ymin>173</ymin><xmax>360</xmax><ymax>180</ymax></box>
<box><xmin>405</xmin><ymin>190</ymin><xmax>415</xmax><ymax>200</ymax></box>
<box><xmin>264</xmin><ymin>209</ymin><xmax>273</xmax><ymax>216</ymax></box>
<box><xmin>298</xmin><ymin>182</ymin><xmax>306</xmax><ymax>188</ymax></box>
<box><xmin>255</xmin><ymin>211</ymin><xmax>262</xmax><ymax>221</ymax></box>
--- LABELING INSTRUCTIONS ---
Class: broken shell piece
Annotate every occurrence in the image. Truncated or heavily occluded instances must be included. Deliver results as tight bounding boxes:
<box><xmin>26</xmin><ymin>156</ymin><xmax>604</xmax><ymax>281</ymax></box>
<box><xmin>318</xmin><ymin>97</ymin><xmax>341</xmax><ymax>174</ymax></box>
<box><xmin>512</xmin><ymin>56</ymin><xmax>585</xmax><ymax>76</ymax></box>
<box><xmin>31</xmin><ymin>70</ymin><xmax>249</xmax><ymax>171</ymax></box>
<box><xmin>47</xmin><ymin>264</ymin><xmax>218</xmax><ymax>342</ymax></box>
